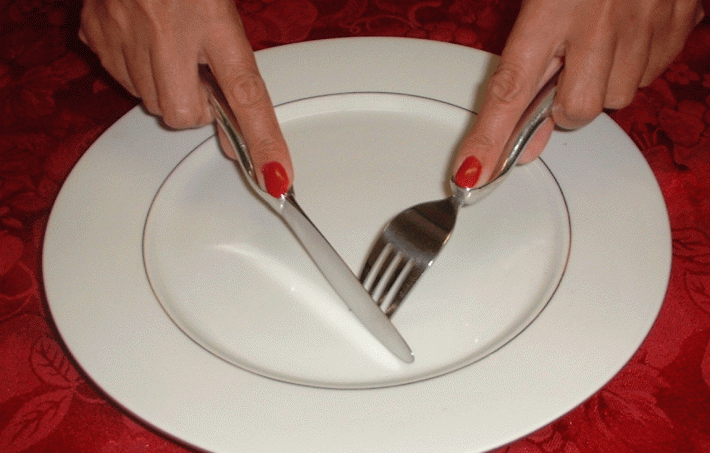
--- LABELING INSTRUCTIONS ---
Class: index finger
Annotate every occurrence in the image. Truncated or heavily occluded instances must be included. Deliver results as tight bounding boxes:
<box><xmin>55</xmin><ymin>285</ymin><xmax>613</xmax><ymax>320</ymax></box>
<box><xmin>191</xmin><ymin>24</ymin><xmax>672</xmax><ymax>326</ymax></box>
<box><xmin>454</xmin><ymin>5</ymin><xmax>563</xmax><ymax>187</ymax></box>
<box><xmin>204</xmin><ymin>7</ymin><xmax>294</xmax><ymax>197</ymax></box>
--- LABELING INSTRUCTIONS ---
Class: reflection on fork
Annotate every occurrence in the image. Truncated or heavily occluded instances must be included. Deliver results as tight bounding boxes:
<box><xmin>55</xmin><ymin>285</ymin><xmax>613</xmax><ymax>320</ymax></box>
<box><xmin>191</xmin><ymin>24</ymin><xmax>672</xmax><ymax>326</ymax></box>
<box><xmin>360</xmin><ymin>197</ymin><xmax>458</xmax><ymax>316</ymax></box>
<box><xmin>359</xmin><ymin>70</ymin><xmax>560</xmax><ymax>317</ymax></box>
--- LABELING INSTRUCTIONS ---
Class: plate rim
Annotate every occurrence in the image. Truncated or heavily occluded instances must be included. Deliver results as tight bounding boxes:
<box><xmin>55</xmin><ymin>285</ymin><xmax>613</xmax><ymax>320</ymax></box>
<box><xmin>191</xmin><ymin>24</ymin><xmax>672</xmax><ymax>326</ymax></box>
<box><xmin>43</xmin><ymin>36</ymin><xmax>671</xmax><ymax>453</ymax></box>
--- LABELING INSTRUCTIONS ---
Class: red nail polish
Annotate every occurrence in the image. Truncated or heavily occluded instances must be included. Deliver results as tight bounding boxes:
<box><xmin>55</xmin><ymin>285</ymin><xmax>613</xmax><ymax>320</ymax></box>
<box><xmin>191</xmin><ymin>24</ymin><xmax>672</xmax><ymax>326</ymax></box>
<box><xmin>262</xmin><ymin>161</ymin><xmax>290</xmax><ymax>198</ymax></box>
<box><xmin>455</xmin><ymin>156</ymin><xmax>483</xmax><ymax>188</ymax></box>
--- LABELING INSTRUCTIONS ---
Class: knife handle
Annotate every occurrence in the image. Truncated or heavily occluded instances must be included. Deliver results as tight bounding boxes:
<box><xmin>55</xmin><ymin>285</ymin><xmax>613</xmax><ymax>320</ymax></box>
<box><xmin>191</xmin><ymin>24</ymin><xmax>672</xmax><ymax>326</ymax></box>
<box><xmin>199</xmin><ymin>65</ymin><xmax>286</xmax><ymax>211</ymax></box>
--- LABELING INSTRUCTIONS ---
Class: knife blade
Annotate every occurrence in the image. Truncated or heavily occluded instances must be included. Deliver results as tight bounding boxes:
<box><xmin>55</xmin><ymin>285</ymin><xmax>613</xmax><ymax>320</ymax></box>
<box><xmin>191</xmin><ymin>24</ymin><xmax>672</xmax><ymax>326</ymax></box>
<box><xmin>199</xmin><ymin>66</ymin><xmax>414</xmax><ymax>363</ymax></box>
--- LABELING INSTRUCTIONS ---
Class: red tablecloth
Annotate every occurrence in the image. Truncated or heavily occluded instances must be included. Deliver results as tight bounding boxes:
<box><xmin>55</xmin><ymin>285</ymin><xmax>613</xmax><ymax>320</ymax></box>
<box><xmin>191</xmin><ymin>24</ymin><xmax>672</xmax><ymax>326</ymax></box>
<box><xmin>2</xmin><ymin>1</ymin><xmax>710</xmax><ymax>452</ymax></box>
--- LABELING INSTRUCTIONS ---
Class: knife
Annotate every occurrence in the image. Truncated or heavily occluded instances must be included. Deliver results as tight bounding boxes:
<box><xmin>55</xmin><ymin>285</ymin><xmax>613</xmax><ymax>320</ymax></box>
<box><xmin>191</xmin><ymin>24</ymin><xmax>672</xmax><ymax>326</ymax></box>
<box><xmin>199</xmin><ymin>66</ymin><xmax>414</xmax><ymax>363</ymax></box>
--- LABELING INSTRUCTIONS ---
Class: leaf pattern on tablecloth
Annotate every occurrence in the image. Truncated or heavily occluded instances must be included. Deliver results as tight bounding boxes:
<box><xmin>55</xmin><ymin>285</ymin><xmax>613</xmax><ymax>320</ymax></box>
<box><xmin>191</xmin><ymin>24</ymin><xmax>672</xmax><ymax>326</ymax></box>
<box><xmin>659</xmin><ymin>106</ymin><xmax>705</xmax><ymax>148</ymax></box>
<box><xmin>30</xmin><ymin>336</ymin><xmax>81</xmax><ymax>388</ymax></box>
<box><xmin>655</xmin><ymin>330</ymin><xmax>710</xmax><ymax>450</ymax></box>
<box><xmin>240</xmin><ymin>0</ymin><xmax>318</xmax><ymax>48</ymax></box>
<box><xmin>1</xmin><ymin>1</ymin><xmax>710</xmax><ymax>452</ymax></box>
<box><xmin>0</xmin><ymin>389</ymin><xmax>73</xmax><ymax>453</ymax></box>
<box><xmin>674</xmin><ymin>228</ymin><xmax>710</xmax><ymax>263</ymax></box>
<box><xmin>569</xmin><ymin>365</ymin><xmax>679</xmax><ymax>453</ymax></box>
<box><xmin>0</xmin><ymin>261</ymin><xmax>40</xmax><ymax>321</ymax></box>
<box><xmin>685</xmin><ymin>271</ymin><xmax>710</xmax><ymax>314</ymax></box>
<box><xmin>666</xmin><ymin>62</ymin><xmax>701</xmax><ymax>85</ymax></box>
<box><xmin>672</xmin><ymin>230</ymin><xmax>710</xmax><ymax>313</ymax></box>
<box><xmin>491</xmin><ymin>360</ymin><xmax>683</xmax><ymax>453</ymax></box>
<box><xmin>702</xmin><ymin>339</ymin><xmax>710</xmax><ymax>387</ymax></box>
<box><xmin>0</xmin><ymin>315</ymin><xmax>49</xmax><ymax>404</ymax></box>
<box><xmin>0</xmin><ymin>232</ymin><xmax>23</xmax><ymax>275</ymax></box>
<box><xmin>309</xmin><ymin>0</ymin><xmax>518</xmax><ymax>52</ymax></box>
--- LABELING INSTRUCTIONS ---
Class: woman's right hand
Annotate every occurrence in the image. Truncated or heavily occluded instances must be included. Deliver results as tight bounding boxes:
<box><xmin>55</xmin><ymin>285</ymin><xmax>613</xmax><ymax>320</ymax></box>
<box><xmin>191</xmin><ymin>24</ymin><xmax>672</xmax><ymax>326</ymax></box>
<box><xmin>452</xmin><ymin>0</ymin><xmax>705</xmax><ymax>189</ymax></box>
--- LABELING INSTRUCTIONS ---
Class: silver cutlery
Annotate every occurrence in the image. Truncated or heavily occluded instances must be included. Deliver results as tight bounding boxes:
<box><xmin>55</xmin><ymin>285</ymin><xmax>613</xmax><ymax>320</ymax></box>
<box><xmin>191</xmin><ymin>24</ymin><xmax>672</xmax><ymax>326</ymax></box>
<box><xmin>199</xmin><ymin>66</ymin><xmax>414</xmax><ymax>363</ymax></box>
<box><xmin>360</xmin><ymin>71</ymin><xmax>560</xmax><ymax>316</ymax></box>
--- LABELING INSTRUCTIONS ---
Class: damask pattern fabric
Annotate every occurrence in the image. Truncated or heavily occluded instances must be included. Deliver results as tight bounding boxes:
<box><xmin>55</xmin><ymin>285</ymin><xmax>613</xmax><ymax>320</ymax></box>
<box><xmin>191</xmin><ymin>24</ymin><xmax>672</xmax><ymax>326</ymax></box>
<box><xmin>1</xmin><ymin>1</ymin><xmax>710</xmax><ymax>452</ymax></box>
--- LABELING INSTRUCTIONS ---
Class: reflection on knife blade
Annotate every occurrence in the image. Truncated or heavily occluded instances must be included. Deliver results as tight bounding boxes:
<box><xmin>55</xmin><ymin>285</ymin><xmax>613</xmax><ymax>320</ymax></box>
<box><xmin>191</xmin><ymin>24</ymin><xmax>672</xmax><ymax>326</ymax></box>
<box><xmin>199</xmin><ymin>65</ymin><xmax>414</xmax><ymax>363</ymax></box>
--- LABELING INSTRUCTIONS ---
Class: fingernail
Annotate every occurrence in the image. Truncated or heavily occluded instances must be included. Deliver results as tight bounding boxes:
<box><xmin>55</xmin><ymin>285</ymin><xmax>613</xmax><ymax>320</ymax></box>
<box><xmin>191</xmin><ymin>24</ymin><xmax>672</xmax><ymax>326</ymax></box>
<box><xmin>262</xmin><ymin>161</ymin><xmax>290</xmax><ymax>198</ymax></box>
<box><xmin>454</xmin><ymin>156</ymin><xmax>483</xmax><ymax>188</ymax></box>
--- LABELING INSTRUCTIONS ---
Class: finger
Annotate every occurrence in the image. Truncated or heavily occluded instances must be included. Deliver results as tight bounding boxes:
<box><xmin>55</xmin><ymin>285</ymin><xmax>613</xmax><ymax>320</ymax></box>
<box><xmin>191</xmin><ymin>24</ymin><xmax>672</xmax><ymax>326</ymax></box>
<box><xmin>456</xmin><ymin>60</ymin><xmax>560</xmax><ymax>186</ymax></box>
<box><xmin>151</xmin><ymin>40</ymin><xmax>212</xmax><ymax>129</ymax></box>
<box><xmin>111</xmin><ymin>51</ymin><xmax>141</xmax><ymax>98</ymax></box>
<box><xmin>604</xmin><ymin>30</ymin><xmax>650</xmax><ymax>110</ymax></box>
<box><xmin>552</xmin><ymin>17</ymin><xmax>615</xmax><ymax>130</ymax></box>
<box><xmin>93</xmin><ymin>41</ymin><xmax>142</xmax><ymax>99</ymax></box>
<box><xmin>600</xmin><ymin>1</ymin><xmax>656</xmax><ymax>109</ymax></box>
<box><xmin>115</xmin><ymin>48</ymin><xmax>159</xmax><ymax>116</ymax></box>
<box><xmin>79</xmin><ymin>3</ymin><xmax>145</xmax><ymax>100</ymax></box>
<box><xmin>517</xmin><ymin>117</ymin><xmax>555</xmax><ymax>164</ymax></box>
<box><xmin>640</xmin><ymin>1</ymin><xmax>704</xmax><ymax>87</ymax></box>
<box><xmin>78</xmin><ymin>17</ymin><xmax>139</xmax><ymax>97</ymax></box>
<box><xmin>454</xmin><ymin>11</ymin><xmax>562</xmax><ymax>187</ymax></box>
<box><xmin>205</xmin><ymin>12</ymin><xmax>293</xmax><ymax>195</ymax></box>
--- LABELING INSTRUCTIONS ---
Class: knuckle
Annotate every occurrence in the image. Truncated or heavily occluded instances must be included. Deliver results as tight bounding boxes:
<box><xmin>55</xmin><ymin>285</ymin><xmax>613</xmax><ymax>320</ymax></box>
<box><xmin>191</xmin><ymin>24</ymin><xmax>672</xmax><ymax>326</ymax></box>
<box><xmin>604</xmin><ymin>77</ymin><xmax>640</xmax><ymax>110</ymax></box>
<box><xmin>461</xmin><ymin>132</ymin><xmax>498</xmax><ymax>153</ymax></box>
<box><xmin>161</xmin><ymin>106</ymin><xmax>208</xmax><ymax>129</ymax></box>
<box><xmin>487</xmin><ymin>63</ymin><xmax>528</xmax><ymax>105</ymax></box>
<box><xmin>248</xmin><ymin>136</ymin><xmax>286</xmax><ymax>163</ymax></box>
<box><xmin>141</xmin><ymin>96</ymin><xmax>161</xmax><ymax>116</ymax></box>
<box><xmin>158</xmin><ymin>93</ymin><xmax>211</xmax><ymax>129</ymax></box>
<box><xmin>557</xmin><ymin>91</ymin><xmax>603</xmax><ymax>128</ymax></box>
<box><xmin>226</xmin><ymin>67</ymin><xmax>268</xmax><ymax>108</ymax></box>
<box><xmin>605</xmin><ymin>90</ymin><xmax>635</xmax><ymax>110</ymax></box>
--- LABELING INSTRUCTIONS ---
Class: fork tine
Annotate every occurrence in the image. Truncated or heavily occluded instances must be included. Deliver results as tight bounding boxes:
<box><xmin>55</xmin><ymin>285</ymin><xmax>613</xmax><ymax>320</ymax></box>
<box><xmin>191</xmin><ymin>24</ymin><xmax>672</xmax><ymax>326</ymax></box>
<box><xmin>359</xmin><ymin>236</ymin><xmax>388</xmax><ymax>283</ymax></box>
<box><xmin>377</xmin><ymin>257</ymin><xmax>411</xmax><ymax>305</ymax></box>
<box><xmin>384</xmin><ymin>264</ymin><xmax>425</xmax><ymax>316</ymax></box>
<box><xmin>367</xmin><ymin>247</ymin><xmax>398</xmax><ymax>298</ymax></box>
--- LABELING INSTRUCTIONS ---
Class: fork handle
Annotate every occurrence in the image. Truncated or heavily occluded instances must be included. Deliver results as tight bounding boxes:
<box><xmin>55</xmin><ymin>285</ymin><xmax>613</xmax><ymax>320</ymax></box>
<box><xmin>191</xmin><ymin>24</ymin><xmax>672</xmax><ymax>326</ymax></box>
<box><xmin>452</xmin><ymin>68</ymin><xmax>560</xmax><ymax>206</ymax></box>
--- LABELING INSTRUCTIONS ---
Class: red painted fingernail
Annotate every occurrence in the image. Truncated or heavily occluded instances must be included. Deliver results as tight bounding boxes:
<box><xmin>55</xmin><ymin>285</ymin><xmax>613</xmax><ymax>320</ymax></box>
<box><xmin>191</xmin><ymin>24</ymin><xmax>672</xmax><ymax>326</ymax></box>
<box><xmin>454</xmin><ymin>156</ymin><xmax>483</xmax><ymax>188</ymax></box>
<box><xmin>262</xmin><ymin>161</ymin><xmax>290</xmax><ymax>198</ymax></box>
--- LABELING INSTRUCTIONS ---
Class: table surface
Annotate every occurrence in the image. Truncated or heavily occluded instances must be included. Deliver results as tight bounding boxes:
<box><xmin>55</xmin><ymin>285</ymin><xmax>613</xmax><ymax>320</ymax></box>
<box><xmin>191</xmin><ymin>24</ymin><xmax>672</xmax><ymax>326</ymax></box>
<box><xmin>2</xmin><ymin>1</ymin><xmax>710</xmax><ymax>452</ymax></box>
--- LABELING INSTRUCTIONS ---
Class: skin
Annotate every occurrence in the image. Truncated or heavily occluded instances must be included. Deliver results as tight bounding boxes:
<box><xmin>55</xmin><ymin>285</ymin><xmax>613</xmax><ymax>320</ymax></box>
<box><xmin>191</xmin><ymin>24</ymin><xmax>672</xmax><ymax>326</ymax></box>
<box><xmin>79</xmin><ymin>0</ymin><xmax>293</xmax><ymax>190</ymax></box>
<box><xmin>79</xmin><ymin>0</ymin><xmax>706</xmax><ymax>194</ymax></box>
<box><xmin>456</xmin><ymin>0</ymin><xmax>706</xmax><ymax>186</ymax></box>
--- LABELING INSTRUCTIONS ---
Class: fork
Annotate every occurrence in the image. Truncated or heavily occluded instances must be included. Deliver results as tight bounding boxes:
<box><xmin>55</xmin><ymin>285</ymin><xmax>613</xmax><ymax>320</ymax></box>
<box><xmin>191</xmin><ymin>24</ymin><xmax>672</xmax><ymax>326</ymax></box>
<box><xmin>359</xmin><ymin>71</ymin><xmax>560</xmax><ymax>316</ymax></box>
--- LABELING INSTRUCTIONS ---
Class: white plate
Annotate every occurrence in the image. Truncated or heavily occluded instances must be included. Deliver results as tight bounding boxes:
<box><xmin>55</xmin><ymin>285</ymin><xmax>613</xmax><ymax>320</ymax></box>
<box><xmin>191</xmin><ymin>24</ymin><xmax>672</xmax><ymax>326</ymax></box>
<box><xmin>44</xmin><ymin>37</ymin><xmax>671</xmax><ymax>452</ymax></box>
<box><xmin>144</xmin><ymin>92</ymin><xmax>571</xmax><ymax>388</ymax></box>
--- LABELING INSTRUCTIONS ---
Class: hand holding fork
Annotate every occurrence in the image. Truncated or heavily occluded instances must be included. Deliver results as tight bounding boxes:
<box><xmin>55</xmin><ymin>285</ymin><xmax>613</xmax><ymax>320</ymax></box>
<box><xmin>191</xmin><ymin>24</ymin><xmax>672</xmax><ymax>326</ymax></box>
<box><xmin>360</xmin><ymin>70</ymin><xmax>560</xmax><ymax>316</ymax></box>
